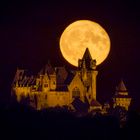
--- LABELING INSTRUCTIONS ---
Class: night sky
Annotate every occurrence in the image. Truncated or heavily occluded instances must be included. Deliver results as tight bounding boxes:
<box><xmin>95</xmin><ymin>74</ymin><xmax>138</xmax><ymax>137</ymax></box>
<box><xmin>0</xmin><ymin>0</ymin><xmax>140</xmax><ymax>109</ymax></box>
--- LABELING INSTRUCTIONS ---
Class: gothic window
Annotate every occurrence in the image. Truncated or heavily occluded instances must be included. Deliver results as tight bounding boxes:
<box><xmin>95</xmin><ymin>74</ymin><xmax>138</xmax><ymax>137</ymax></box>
<box><xmin>72</xmin><ymin>87</ymin><xmax>80</xmax><ymax>99</ymax></box>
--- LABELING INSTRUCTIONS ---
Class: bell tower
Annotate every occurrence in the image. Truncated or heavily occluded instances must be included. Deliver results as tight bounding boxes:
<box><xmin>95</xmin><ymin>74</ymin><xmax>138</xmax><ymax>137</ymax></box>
<box><xmin>78</xmin><ymin>48</ymin><xmax>98</xmax><ymax>101</ymax></box>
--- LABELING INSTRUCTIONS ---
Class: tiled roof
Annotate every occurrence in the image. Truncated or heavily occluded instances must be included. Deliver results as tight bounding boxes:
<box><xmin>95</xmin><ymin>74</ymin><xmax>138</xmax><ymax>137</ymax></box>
<box><xmin>64</xmin><ymin>71</ymin><xmax>75</xmax><ymax>85</ymax></box>
<box><xmin>116</xmin><ymin>80</ymin><xmax>127</xmax><ymax>92</ymax></box>
<box><xmin>56</xmin><ymin>66</ymin><xmax>68</xmax><ymax>84</ymax></box>
<box><xmin>13</xmin><ymin>68</ymin><xmax>36</xmax><ymax>86</ymax></box>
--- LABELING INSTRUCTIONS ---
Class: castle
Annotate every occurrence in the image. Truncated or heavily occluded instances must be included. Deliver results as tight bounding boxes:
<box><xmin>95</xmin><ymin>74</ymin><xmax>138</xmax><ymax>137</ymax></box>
<box><xmin>11</xmin><ymin>48</ymin><xmax>131</xmax><ymax>112</ymax></box>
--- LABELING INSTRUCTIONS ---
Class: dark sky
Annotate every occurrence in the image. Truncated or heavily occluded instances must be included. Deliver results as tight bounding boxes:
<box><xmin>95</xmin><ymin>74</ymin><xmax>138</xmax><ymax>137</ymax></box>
<box><xmin>0</xmin><ymin>0</ymin><xmax>140</xmax><ymax>108</ymax></box>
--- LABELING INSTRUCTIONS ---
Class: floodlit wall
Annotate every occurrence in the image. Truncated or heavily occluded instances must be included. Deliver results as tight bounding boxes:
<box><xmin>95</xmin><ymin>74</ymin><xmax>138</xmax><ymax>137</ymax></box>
<box><xmin>113</xmin><ymin>98</ymin><xmax>131</xmax><ymax>110</ymax></box>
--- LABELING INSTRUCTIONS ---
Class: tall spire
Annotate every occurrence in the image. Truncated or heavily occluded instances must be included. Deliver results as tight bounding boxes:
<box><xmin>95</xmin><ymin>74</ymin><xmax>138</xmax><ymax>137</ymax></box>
<box><xmin>82</xmin><ymin>48</ymin><xmax>92</xmax><ymax>60</ymax></box>
<box><xmin>78</xmin><ymin>48</ymin><xmax>97</xmax><ymax>70</ymax></box>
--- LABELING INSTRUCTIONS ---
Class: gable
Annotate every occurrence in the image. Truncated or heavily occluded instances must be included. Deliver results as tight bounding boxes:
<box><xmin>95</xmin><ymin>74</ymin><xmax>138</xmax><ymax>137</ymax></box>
<box><xmin>68</xmin><ymin>73</ymin><xmax>84</xmax><ymax>91</ymax></box>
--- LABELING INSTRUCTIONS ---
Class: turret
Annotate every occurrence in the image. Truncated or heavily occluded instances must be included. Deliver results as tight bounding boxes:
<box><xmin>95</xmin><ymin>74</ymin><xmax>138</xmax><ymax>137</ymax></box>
<box><xmin>78</xmin><ymin>48</ymin><xmax>98</xmax><ymax>100</ymax></box>
<box><xmin>113</xmin><ymin>80</ymin><xmax>131</xmax><ymax>110</ymax></box>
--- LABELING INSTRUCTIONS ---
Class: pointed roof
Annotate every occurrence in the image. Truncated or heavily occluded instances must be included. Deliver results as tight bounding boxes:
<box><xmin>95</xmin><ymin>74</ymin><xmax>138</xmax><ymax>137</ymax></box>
<box><xmin>56</xmin><ymin>66</ymin><xmax>68</xmax><ymax>84</ymax></box>
<box><xmin>38</xmin><ymin>62</ymin><xmax>55</xmax><ymax>75</ymax></box>
<box><xmin>13</xmin><ymin>69</ymin><xmax>25</xmax><ymax>83</ymax></box>
<box><xmin>64</xmin><ymin>72</ymin><xmax>75</xmax><ymax>85</ymax></box>
<box><xmin>79</xmin><ymin>48</ymin><xmax>96</xmax><ymax>70</ymax></box>
<box><xmin>45</xmin><ymin>63</ymin><xmax>55</xmax><ymax>75</ymax></box>
<box><xmin>82</xmin><ymin>48</ymin><xmax>92</xmax><ymax>60</ymax></box>
<box><xmin>116</xmin><ymin>80</ymin><xmax>127</xmax><ymax>92</ymax></box>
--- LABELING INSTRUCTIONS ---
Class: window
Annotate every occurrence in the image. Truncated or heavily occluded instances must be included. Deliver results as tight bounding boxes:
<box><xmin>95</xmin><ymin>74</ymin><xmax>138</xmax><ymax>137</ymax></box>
<box><xmin>72</xmin><ymin>87</ymin><xmax>80</xmax><ymax>98</ymax></box>
<box><xmin>44</xmin><ymin>84</ymin><xmax>48</xmax><ymax>87</ymax></box>
<box><xmin>45</xmin><ymin>95</ymin><xmax>47</xmax><ymax>99</ymax></box>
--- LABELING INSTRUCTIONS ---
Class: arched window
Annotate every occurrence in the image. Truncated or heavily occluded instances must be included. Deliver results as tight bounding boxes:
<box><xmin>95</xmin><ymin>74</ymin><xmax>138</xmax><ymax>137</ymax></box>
<box><xmin>72</xmin><ymin>87</ymin><xmax>80</xmax><ymax>98</ymax></box>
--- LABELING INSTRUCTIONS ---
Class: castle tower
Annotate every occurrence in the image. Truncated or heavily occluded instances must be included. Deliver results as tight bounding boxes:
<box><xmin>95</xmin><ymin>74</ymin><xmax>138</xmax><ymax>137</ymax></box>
<box><xmin>113</xmin><ymin>80</ymin><xmax>131</xmax><ymax>110</ymax></box>
<box><xmin>78</xmin><ymin>48</ymin><xmax>98</xmax><ymax>101</ymax></box>
<box><xmin>38</xmin><ymin>62</ymin><xmax>56</xmax><ymax>91</ymax></box>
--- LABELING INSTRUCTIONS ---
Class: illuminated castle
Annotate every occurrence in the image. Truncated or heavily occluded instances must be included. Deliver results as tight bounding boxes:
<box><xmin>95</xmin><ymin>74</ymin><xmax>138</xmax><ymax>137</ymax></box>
<box><xmin>11</xmin><ymin>48</ymin><xmax>131</xmax><ymax>112</ymax></box>
<box><xmin>11</xmin><ymin>48</ymin><xmax>102</xmax><ymax>111</ymax></box>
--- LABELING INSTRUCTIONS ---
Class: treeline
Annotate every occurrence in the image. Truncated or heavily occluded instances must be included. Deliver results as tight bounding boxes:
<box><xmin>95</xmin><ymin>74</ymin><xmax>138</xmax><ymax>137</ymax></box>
<box><xmin>0</xmin><ymin>103</ymin><xmax>140</xmax><ymax>140</ymax></box>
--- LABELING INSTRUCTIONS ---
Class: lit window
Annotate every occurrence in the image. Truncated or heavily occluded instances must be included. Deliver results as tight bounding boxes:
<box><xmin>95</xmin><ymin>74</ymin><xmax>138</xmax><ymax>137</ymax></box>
<box><xmin>72</xmin><ymin>87</ymin><xmax>80</xmax><ymax>98</ymax></box>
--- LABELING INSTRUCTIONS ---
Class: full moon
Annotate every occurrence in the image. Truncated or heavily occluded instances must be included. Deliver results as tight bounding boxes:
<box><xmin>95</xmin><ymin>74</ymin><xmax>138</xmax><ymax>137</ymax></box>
<box><xmin>59</xmin><ymin>20</ymin><xmax>110</xmax><ymax>66</ymax></box>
